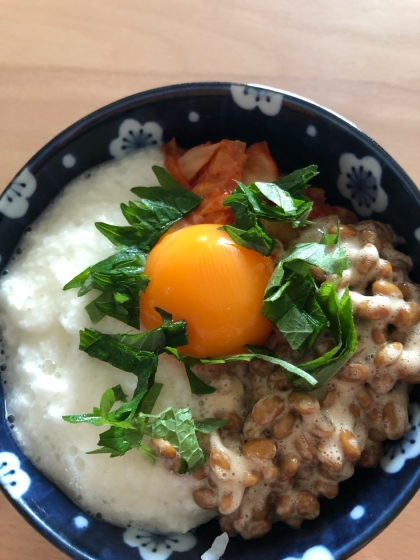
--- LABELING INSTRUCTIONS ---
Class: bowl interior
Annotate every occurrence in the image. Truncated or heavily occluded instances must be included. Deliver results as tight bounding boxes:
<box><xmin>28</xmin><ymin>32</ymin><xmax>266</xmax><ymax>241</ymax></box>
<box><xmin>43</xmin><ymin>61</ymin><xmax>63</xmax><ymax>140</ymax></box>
<box><xmin>1</xmin><ymin>82</ymin><xmax>420</xmax><ymax>560</ymax></box>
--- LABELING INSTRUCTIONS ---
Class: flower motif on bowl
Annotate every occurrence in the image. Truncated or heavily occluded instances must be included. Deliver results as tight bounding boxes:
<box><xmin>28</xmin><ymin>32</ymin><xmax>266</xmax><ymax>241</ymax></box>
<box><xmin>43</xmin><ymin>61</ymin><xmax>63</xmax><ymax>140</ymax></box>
<box><xmin>0</xmin><ymin>168</ymin><xmax>37</xmax><ymax>219</ymax></box>
<box><xmin>337</xmin><ymin>154</ymin><xmax>388</xmax><ymax>217</ymax></box>
<box><xmin>283</xmin><ymin>544</ymin><xmax>335</xmax><ymax>560</ymax></box>
<box><xmin>380</xmin><ymin>402</ymin><xmax>420</xmax><ymax>474</ymax></box>
<box><xmin>123</xmin><ymin>527</ymin><xmax>197</xmax><ymax>560</ymax></box>
<box><xmin>109</xmin><ymin>118</ymin><xmax>163</xmax><ymax>159</ymax></box>
<box><xmin>0</xmin><ymin>451</ymin><xmax>31</xmax><ymax>499</ymax></box>
<box><xmin>230</xmin><ymin>84</ymin><xmax>283</xmax><ymax>116</ymax></box>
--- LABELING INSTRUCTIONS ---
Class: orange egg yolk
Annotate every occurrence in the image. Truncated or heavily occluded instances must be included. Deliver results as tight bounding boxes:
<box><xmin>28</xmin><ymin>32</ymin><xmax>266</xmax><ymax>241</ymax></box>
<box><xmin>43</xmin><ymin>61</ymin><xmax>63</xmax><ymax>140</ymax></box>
<box><xmin>140</xmin><ymin>224</ymin><xmax>274</xmax><ymax>358</ymax></box>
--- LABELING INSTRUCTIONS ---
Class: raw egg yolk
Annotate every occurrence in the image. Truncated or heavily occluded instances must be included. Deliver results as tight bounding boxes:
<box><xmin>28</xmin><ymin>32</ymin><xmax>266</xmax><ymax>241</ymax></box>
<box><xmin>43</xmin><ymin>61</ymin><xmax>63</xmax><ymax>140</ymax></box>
<box><xmin>140</xmin><ymin>224</ymin><xmax>274</xmax><ymax>358</ymax></box>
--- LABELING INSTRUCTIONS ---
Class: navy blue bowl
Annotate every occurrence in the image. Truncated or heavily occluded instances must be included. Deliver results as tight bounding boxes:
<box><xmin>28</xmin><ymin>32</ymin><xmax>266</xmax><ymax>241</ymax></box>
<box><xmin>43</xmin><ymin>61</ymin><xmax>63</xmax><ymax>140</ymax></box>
<box><xmin>1</xmin><ymin>82</ymin><xmax>420</xmax><ymax>560</ymax></box>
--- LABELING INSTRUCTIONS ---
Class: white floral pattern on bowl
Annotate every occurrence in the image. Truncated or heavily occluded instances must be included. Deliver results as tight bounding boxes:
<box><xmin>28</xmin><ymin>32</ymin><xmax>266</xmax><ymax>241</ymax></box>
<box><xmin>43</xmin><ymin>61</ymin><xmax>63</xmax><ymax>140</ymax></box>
<box><xmin>0</xmin><ymin>168</ymin><xmax>37</xmax><ymax>219</ymax></box>
<box><xmin>123</xmin><ymin>527</ymin><xmax>197</xmax><ymax>560</ymax></box>
<box><xmin>380</xmin><ymin>402</ymin><xmax>420</xmax><ymax>474</ymax></box>
<box><xmin>283</xmin><ymin>544</ymin><xmax>335</xmax><ymax>560</ymax></box>
<box><xmin>0</xmin><ymin>451</ymin><xmax>31</xmax><ymax>499</ymax></box>
<box><xmin>337</xmin><ymin>154</ymin><xmax>388</xmax><ymax>218</ymax></box>
<box><xmin>230</xmin><ymin>85</ymin><xmax>283</xmax><ymax>116</ymax></box>
<box><xmin>109</xmin><ymin>118</ymin><xmax>163</xmax><ymax>159</ymax></box>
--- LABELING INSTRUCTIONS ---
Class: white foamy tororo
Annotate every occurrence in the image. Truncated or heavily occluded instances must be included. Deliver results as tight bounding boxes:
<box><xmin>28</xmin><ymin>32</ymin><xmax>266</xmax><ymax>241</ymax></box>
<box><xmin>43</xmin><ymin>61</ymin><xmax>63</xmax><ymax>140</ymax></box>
<box><xmin>0</xmin><ymin>147</ymin><xmax>216</xmax><ymax>533</ymax></box>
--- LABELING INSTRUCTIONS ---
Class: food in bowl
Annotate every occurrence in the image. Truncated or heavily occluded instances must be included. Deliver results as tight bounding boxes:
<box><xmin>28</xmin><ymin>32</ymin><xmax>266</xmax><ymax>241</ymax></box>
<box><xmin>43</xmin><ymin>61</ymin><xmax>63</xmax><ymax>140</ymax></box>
<box><xmin>1</xmin><ymin>137</ymin><xmax>419</xmax><ymax>542</ymax></box>
<box><xmin>0</xmin><ymin>147</ymin><xmax>215</xmax><ymax>533</ymax></box>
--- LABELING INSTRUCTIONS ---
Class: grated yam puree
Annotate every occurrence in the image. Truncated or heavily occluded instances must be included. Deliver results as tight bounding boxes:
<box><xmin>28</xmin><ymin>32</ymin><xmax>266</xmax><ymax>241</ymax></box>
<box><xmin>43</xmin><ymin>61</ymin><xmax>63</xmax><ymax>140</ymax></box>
<box><xmin>0</xmin><ymin>147</ymin><xmax>217</xmax><ymax>533</ymax></box>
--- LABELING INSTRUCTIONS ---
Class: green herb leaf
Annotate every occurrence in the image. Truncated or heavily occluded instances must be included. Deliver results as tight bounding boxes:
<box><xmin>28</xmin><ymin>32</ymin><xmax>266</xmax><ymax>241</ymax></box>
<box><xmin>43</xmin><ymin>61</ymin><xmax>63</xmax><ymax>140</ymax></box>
<box><xmin>79</xmin><ymin>328</ymin><xmax>158</xmax><ymax>397</ymax></box>
<box><xmin>262</xmin><ymin>235</ymin><xmax>350</xmax><ymax>351</ymax></box>
<box><xmin>111</xmin><ymin>384</ymin><xmax>128</xmax><ymax>403</ymax></box>
<box><xmin>64</xmin><ymin>166</ymin><xmax>202</xmax><ymax>327</ymax></box>
<box><xmin>137</xmin><ymin>444</ymin><xmax>158</xmax><ymax>464</ymax></box>
<box><xmin>195</xmin><ymin>418</ymin><xmax>230</xmax><ymax>433</ymax></box>
<box><xmin>100</xmin><ymin>388</ymin><xmax>115</xmax><ymax>416</ymax></box>
<box><xmin>65</xmin><ymin>396</ymin><xmax>221</xmax><ymax>473</ymax></box>
<box><xmin>150</xmin><ymin>165</ymin><xmax>187</xmax><ymax>191</ymax></box>
<box><xmin>106</xmin><ymin>391</ymin><xmax>147</xmax><ymax>425</ymax></box>
<box><xmin>223</xmin><ymin>222</ymin><xmax>276</xmax><ymax>256</ymax></box>
<box><xmin>144</xmin><ymin>406</ymin><xmax>205</xmax><ymax>473</ymax></box>
<box><xmin>97</xmin><ymin>166</ymin><xmax>202</xmax><ymax>252</ymax></box>
<box><xmin>92</xmin><ymin>223</ymin><xmax>144</xmax><ymax>249</ymax></box>
<box><xmin>87</xmin><ymin>426</ymin><xmax>133</xmax><ymax>458</ymax></box>
<box><xmin>83</xmin><ymin>314</ymin><xmax>188</xmax><ymax>355</ymax></box>
<box><xmin>260</xmin><ymin>227</ymin><xmax>356</xmax><ymax>389</ymax></box>
<box><xmin>140</xmin><ymin>382</ymin><xmax>163</xmax><ymax>415</ymax></box>
<box><xmin>250</xmin><ymin>183</ymin><xmax>312</xmax><ymax>226</ymax></box>
<box><xmin>63</xmin><ymin>385</ymin><xmax>148</xmax><ymax>428</ymax></box>
<box><xmin>293</xmin><ymin>284</ymin><xmax>358</xmax><ymax>390</ymax></box>
<box><xmin>274</xmin><ymin>165</ymin><xmax>319</xmax><ymax>197</ymax></box>
<box><xmin>182</xmin><ymin>357</ymin><xmax>217</xmax><ymax>394</ymax></box>
<box><xmin>62</xmin><ymin>412</ymin><xmax>105</xmax><ymax>426</ymax></box>
<box><xmin>198</xmin><ymin>347</ymin><xmax>318</xmax><ymax>388</ymax></box>
<box><xmin>85</xmin><ymin>291</ymin><xmax>139</xmax><ymax>329</ymax></box>
<box><xmin>182</xmin><ymin>347</ymin><xmax>318</xmax><ymax>392</ymax></box>
<box><xmin>319</xmin><ymin>227</ymin><xmax>339</xmax><ymax>246</ymax></box>
<box><xmin>281</xmin><ymin>241</ymin><xmax>350</xmax><ymax>276</ymax></box>
<box><xmin>78</xmin><ymin>311</ymin><xmax>187</xmax><ymax>398</ymax></box>
<box><xmin>64</xmin><ymin>251</ymin><xmax>148</xmax><ymax>296</ymax></box>
<box><xmin>64</xmin><ymin>250</ymin><xmax>149</xmax><ymax>329</ymax></box>
<box><xmin>177</xmin><ymin>458</ymin><xmax>189</xmax><ymax>475</ymax></box>
<box><xmin>220</xmin><ymin>166</ymin><xmax>317</xmax><ymax>255</ymax></box>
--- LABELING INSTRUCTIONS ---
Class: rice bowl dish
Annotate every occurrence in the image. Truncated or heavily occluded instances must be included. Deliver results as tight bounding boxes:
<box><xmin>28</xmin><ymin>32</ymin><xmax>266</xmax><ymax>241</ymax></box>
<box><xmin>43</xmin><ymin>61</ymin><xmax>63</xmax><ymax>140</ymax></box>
<box><xmin>0</xmin><ymin>83</ymin><xmax>420</xmax><ymax>560</ymax></box>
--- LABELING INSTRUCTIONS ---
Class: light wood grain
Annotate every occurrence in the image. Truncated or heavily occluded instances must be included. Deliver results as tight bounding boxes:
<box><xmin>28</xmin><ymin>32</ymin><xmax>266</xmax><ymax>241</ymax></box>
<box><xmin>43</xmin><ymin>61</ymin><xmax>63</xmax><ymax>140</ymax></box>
<box><xmin>0</xmin><ymin>0</ymin><xmax>420</xmax><ymax>558</ymax></box>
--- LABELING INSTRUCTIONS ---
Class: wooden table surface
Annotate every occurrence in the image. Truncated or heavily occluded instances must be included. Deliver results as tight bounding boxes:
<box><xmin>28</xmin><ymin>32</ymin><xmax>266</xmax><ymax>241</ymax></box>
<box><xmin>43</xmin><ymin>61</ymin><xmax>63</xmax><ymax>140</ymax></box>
<box><xmin>0</xmin><ymin>1</ymin><xmax>419</xmax><ymax>558</ymax></box>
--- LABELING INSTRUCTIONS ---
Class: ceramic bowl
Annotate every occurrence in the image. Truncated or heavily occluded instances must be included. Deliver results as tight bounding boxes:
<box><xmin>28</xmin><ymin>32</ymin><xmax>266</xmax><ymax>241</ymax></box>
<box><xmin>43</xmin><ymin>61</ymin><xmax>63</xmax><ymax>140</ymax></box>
<box><xmin>1</xmin><ymin>82</ymin><xmax>420</xmax><ymax>560</ymax></box>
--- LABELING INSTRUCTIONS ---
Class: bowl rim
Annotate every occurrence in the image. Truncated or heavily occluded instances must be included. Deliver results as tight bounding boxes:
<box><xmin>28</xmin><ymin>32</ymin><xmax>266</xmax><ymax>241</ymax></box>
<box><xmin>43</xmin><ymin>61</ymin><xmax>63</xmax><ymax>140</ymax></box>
<box><xmin>2</xmin><ymin>81</ymin><xmax>418</xmax><ymax>198</ymax></box>
<box><xmin>1</xmin><ymin>81</ymin><xmax>420</xmax><ymax>560</ymax></box>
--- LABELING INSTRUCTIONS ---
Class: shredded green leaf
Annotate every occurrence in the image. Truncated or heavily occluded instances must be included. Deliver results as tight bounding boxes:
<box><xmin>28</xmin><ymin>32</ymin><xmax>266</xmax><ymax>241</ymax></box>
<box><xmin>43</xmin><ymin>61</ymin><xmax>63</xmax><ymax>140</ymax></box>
<box><xmin>144</xmin><ymin>406</ymin><xmax>207</xmax><ymax>473</ymax></box>
<box><xmin>64</xmin><ymin>385</ymin><xmax>227</xmax><ymax>472</ymax></box>
<box><xmin>63</xmin><ymin>311</ymin><xmax>227</xmax><ymax>470</ymax></box>
<box><xmin>96</xmin><ymin>167</ymin><xmax>202</xmax><ymax>251</ymax></box>
<box><xmin>274</xmin><ymin>165</ymin><xmax>319</xmax><ymax>197</ymax></box>
<box><xmin>64</xmin><ymin>250</ymin><xmax>148</xmax><ymax>329</ymax></box>
<box><xmin>294</xmin><ymin>284</ymin><xmax>358</xmax><ymax>390</ymax></box>
<box><xmin>182</xmin><ymin>357</ymin><xmax>217</xmax><ymax>394</ymax></box>
<box><xmin>220</xmin><ymin>166</ymin><xmax>318</xmax><ymax>255</ymax></box>
<box><xmin>262</xmin><ymin>231</ymin><xmax>350</xmax><ymax>352</ymax></box>
<box><xmin>180</xmin><ymin>346</ymin><xmax>319</xmax><ymax>393</ymax></box>
<box><xmin>111</xmin><ymin>384</ymin><xmax>128</xmax><ymax>403</ymax></box>
<box><xmin>260</xmin><ymin>227</ymin><xmax>356</xmax><ymax>388</ymax></box>
<box><xmin>195</xmin><ymin>418</ymin><xmax>232</xmax><ymax>434</ymax></box>
<box><xmin>79</xmin><ymin>329</ymin><xmax>159</xmax><ymax>397</ymax></box>
<box><xmin>63</xmin><ymin>166</ymin><xmax>203</xmax><ymax>327</ymax></box>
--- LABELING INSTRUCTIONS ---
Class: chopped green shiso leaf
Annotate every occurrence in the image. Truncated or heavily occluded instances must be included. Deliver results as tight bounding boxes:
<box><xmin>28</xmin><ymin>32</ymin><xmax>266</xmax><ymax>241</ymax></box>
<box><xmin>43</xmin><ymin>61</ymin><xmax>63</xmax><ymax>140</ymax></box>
<box><xmin>63</xmin><ymin>316</ymin><xmax>229</xmax><ymax>472</ymax></box>
<box><xmin>63</xmin><ymin>167</ymin><xmax>203</xmax><ymax>329</ymax></box>
<box><xmin>64</xmin><ymin>387</ymin><xmax>228</xmax><ymax>473</ymax></box>
<box><xmin>220</xmin><ymin>165</ymin><xmax>318</xmax><ymax>256</ymax></box>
